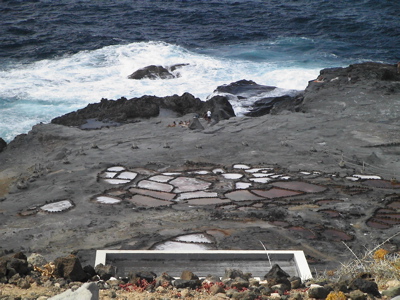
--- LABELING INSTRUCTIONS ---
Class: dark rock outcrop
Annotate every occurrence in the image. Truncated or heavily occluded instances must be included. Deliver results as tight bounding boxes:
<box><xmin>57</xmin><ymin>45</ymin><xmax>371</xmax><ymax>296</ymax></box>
<box><xmin>128</xmin><ymin>64</ymin><xmax>189</xmax><ymax>80</ymax></box>
<box><xmin>53</xmin><ymin>254</ymin><xmax>88</xmax><ymax>282</ymax></box>
<box><xmin>51</xmin><ymin>93</ymin><xmax>234</xmax><ymax>128</ymax></box>
<box><xmin>202</xmin><ymin>95</ymin><xmax>236</xmax><ymax>122</ymax></box>
<box><xmin>306</xmin><ymin>62</ymin><xmax>400</xmax><ymax>95</ymax></box>
<box><xmin>214</xmin><ymin>79</ymin><xmax>276</xmax><ymax>98</ymax></box>
<box><xmin>263</xmin><ymin>264</ymin><xmax>291</xmax><ymax>291</ymax></box>
<box><xmin>94</xmin><ymin>263</ymin><xmax>115</xmax><ymax>281</ymax></box>
<box><xmin>244</xmin><ymin>94</ymin><xmax>304</xmax><ymax>117</ymax></box>
<box><xmin>349</xmin><ymin>278</ymin><xmax>381</xmax><ymax>297</ymax></box>
<box><xmin>0</xmin><ymin>138</ymin><xmax>6</xmax><ymax>153</ymax></box>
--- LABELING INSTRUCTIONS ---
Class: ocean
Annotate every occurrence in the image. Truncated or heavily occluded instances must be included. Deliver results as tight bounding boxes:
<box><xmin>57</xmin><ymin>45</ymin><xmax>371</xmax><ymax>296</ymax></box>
<box><xmin>0</xmin><ymin>0</ymin><xmax>399</xmax><ymax>142</ymax></box>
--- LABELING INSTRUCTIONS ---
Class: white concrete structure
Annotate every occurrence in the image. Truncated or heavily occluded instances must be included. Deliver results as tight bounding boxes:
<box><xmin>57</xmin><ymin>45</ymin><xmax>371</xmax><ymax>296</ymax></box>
<box><xmin>95</xmin><ymin>250</ymin><xmax>312</xmax><ymax>280</ymax></box>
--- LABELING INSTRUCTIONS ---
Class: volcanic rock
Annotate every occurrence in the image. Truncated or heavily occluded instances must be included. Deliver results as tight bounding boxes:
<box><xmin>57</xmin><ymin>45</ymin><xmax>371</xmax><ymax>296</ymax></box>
<box><xmin>181</xmin><ymin>270</ymin><xmax>199</xmax><ymax>280</ymax></box>
<box><xmin>349</xmin><ymin>278</ymin><xmax>381</xmax><ymax>297</ymax></box>
<box><xmin>128</xmin><ymin>65</ymin><xmax>174</xmax><ymax>80</ymax></box>
<box><xmin>128</xmin><ymin>64</ymin><xmax>189</xmax><ymax>80</ymax></box>
<box><xmin>53</xmin><ymin>254</ymin><xmax>88</xmax><ymax>282</ymax></box>
<box><xmin>51</xmin><ymin>93</ymin><xmax>234</xmax><ymax>127</ymax></box>
<box><xmin>202</xmin><ymin>95</ymin><xmax>236</xmax><ymax>122</ymax></box>
<box><xmin>214</xmin><ymin>79</ymin><xmax>276</xmax><ymax>98</ymax></box>
<box><xmin>94</xmin><ymin>263</ymin><xmax>115</xmax><ymax>281</ymax></box>
<box><xmin>48</xmin><ymin>282</ymin><xmax>99</xmax><ymax>300</ymax></box>
<box><xmin>155</xmin><ymin>272</ymin><xmax>174</xmax><ymax>287</ymax></box>
<box><xmin>189</xmin><ymin>117</ymin><xmax>204</xmax><ymax>130</ymax></box>
<box><xmin>173</xmin><ymin>279</ymin><xmax>201</xmax><ymax>289</ymax></box>
<box><xmin>27</xmin><ymin>253</ymin><xmax>47</xmax><ymax>267</ymax></box>
<box><xmin>245</xmin><ymin>94</ymin><xmax>303</xmax><ymax>117</ymax></box>
<box><xmin>263</xmin><ymin>264</ymin><xmax>291</xmax><ymax>291</ymax></box>
<box><xmin>0</xmin><ymin>138</ymin><xmax>6</xmax><ymax>153</ymax></box>
<box><xmin>307</xmin><ymin>284</ymin><xmax>330</xmax><ymax>299</ymax></box>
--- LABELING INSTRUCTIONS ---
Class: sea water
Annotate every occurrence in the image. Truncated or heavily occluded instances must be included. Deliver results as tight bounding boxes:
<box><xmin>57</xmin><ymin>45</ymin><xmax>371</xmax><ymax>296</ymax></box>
<box><xmin>0</xmin><ymin>0</ymin><xmax>399</xmax><ymax>142</ymax></box>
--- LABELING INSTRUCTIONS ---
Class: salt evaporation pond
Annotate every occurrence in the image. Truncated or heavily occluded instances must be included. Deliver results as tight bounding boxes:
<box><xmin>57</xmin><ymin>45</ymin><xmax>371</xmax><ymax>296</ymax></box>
<box><xmin>40</xmin><ymin>200</ymin><xmax>73</xmax><ymax>212</ymax></box>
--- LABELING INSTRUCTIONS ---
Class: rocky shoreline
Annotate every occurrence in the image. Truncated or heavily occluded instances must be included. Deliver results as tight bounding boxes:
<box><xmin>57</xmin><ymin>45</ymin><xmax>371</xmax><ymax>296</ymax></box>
<box><xmin>1</xmin><ymin>62</ymin><xmax>400</xmax><ymax>298</ymax></box>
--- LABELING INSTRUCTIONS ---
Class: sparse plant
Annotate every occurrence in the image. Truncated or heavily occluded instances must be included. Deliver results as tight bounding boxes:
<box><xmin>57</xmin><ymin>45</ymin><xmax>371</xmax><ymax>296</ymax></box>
<box><xmin>326</xmin><ymin>291</ymin><xmax>347</xmax><ymax>300</ymax></box>
<box><xmin>322</xmin><ymin>233</ymin><xmax>400</xmax><ymax>288</ymax></box>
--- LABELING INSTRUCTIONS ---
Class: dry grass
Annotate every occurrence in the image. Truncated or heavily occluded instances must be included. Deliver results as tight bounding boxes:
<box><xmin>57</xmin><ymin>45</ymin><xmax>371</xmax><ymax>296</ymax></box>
<box><xmin>314</xmin><ymin>233</ymin><xmax>400</xmax><ymax>288</ymax></box>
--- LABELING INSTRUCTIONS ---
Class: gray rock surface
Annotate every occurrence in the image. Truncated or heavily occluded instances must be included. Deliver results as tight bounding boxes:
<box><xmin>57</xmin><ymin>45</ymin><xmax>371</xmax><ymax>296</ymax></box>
<box><xmin>48</xmin><ymin>282</ymin><xmax>99</xmax><ymax>300</ymax></box>
<box><xmin>0</xmin><ymin>62</ymin><xmax>399</xmax><ymax>275</ymax></box>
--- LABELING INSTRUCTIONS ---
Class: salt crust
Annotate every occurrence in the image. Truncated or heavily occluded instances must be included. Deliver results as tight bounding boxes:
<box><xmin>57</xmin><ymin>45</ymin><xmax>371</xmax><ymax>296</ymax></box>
<box><xmin>41</xmin><ymin>200</ymin><xmax>73</xmax><ymax>212</ymax></box>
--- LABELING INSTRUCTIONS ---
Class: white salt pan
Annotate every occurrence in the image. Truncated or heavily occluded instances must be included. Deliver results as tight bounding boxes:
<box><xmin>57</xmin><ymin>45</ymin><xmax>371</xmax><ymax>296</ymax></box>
<box><xmin>189</xmin><ymin>170</ymin><xmax>209</xmax><ymax>175</ymax></box>
<box><xmin>170</xmin><ymin>177</ymin><xmax>211</xmax><ymax>193</ymax></box>
<box><xmin>346</xmin><ymin>177</ymin><xmax>360</xmax><ymax>182</ymax></box>
<box><xmin>96</xmin><ymin>196</ymin><xmax>121</xmax><ymax>204</ymax></box>
<box><xmin>41</xmin><ymin>200</ymin><xmax>73</xmax><ymax>212</ymax></box>
<box><xmin>117</xmin><ymin>171</ymin><xmax>137</xmax><ymax>180</ymax></box>
<box><xmin>233</xmin><ymin>164</ymin><xmax>250</xmax><ymax>169</ymax></box>
<box><xmin>353</xmin><ymin>174</ymin><xmax>381</xmax><ymax>180</ymax></box>
<box><xmin>107</xmin><ymin>166</ymin><xmax>125</xmax><ymax>172</ymax></box>
<box><xmin>249</xmin><ymin>178</ymin><xmax>273</xmax><ymax>183</ymax></box>
<box><xmin>212</xmin><ymin>168</ymin><xmax>225</xmax><ymax>174</ymax></box>
<box><xmin>149</xmin><ymin>175</ymin><xmax>174</xmax><ymax>183</ymax></box>
<box><xmin>138</xmin><ymin>180</ymin><xmax>174</xmax><ymax>192</ymax></box>
<box><xmin>174</xmin><ymin>234</ymin><xmax>213</xmax><ymax>243</ymax></box>
<box><xmin>102</xmin><ymin>172</ymin><xmax>117</xmax><ymax>178</ymax></box>
<box><xmin>252</xmin><ymin>173</ymin><xmax>272</xmax><ymax>178</ymax></box>
<box><xmin>153</xmin><ymin>241</ymin><xmax>212</xmax><ymax>251</ymax></box>
<box><xmin>236</xmin><ymin>182</ymin><xmax>252</xmax><ymax>189</ymax></box>
<box><xmin>176</xmin><ymin>191</ymin><xmax>218</xmax><ymax>200</ymax></box>
<box><xmin>222</xmin><ymin>173</ymin><xmax>243</xmax><ymax>180</ymax></box>
<box><xmin>104</xmin><ymin>179</ymin><xmax>131</xmax><ymax>185</ymax></box>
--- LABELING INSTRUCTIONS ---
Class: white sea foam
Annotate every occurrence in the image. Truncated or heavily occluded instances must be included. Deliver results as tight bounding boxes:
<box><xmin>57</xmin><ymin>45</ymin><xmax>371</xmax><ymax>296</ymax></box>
<box><xmin>0</xmin><ymin>41</ymin><xmax>322</xmax><ymax>141</ymax></box>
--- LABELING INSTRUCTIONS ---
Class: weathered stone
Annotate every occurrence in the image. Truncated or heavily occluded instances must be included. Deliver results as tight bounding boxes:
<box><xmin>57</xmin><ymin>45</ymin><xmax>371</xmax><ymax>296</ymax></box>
<box><xmin>231</xmin><ymin>290</ymin><xmax>258</xmax><ymax>300</ymax></box>
<box><xmin>48</xmin><ymin>282</ymin><xmax>99</xmax><ymax>300</ymax></box>
<box><xmin>27</xmin><ymin>253</ymin><xmax>47</xmax><ymax>267</ymax></box>
<box><xmin>247</xmin><ymin>94</ymin><xmax>304</xmax><ymax>117</ymax></box>
<box><xmin>155</xmin><ymin>272</ymin><xmax>174</xmax><ymax>287</ymax></box>
<box><xmin>128</xmin><ymin>65</ymin><xmax>174</xmax><ymax>80</ymax></box>
<box><xmin>307</xmin><ymin>284</ymin><xmax>330</xmax><ymax>299</ymax></box>
<box><xmin>264</xmin><ymin>264</ymin><xmax>291</xmax><ymax>291</ymax></box>
<box><xmin>229</xmin><ymin>277</ymin><xmax>249</xmax><ymax>290</ymax></box>
<box><xmin>128</xmin><ymin>64</ymin><xmax>188</xmax><ymax>80</ymax></box>
<box><xmin>210</xmin><ymin>293</ymin><xmax>230</xmax><ymax>300</ymax></box>
<box><xmin>204</xmin><ymin>274</ymin><xmax>222</xmax><ymax>283</ymax></box>
<box><xmin>53</xmin><ymin>254</ymin><xmax>87</xmax><ymax>282</ymax></box>
<box><xmin>17</xmin><ymin>277</ymin><xmax>31</xmax><ymax>289</ymax></box>
<box><xmin>173</xmin><ymin>279</ymin><xmax>200</xmax><ymax>289</ymax></box>
<box><xmin>94</xmin><ymin>263</ymin><xmax>115</xmax><ymax>281</ymax></box>
<box><xmin>133</xmin><ymin>270</ymin><xmax>157</xmax><ymax>283</ymax></box>
<box><xmin>349</xmin><ymin>290</ymin><xmax>367</xmax><ymax>300</ymax></box>
<box><xmin>180</xmin><ymin>270</ymin><xmax>199</xmax><ymax>280</ymax></box>
<box><xmin>214</xmin><ymin>79</ymin><xmax>276</xmax><ymax>97</ymax></box>
<box><xmin>83</xmin><ymin>265</ymin><xmax>96</xmax><ymax>278</ymax></box>
<box><xmin>7</xmin><ymin>257</ymin><xmax>29</xmax><ymax>277</ymax></box>
<box><xmin>290</xmin><ymin>276</ymin><xmax>302</xmax><ymax>289</ymax></box>
<box><xmin>224</xmin><ymin>268</ymin><xmax>247</xmax><ymax>280</ymax></box>
<box><xmin>201</xmin><ymin>95</ymin><xmax>236</xmax><ymax>122</ymax></box>
<box><xmin>349</xmin><ymin>278</ymin><xmax>380</xmax><ymax>297</ymax></box>
<box><xmin>382</xmin><ymin>285</ymin><xmax>400</xmax><ymax>298</ymax></box>
<box><xmin>210</xmin><ymin>284</ymin><xmax>226</xmax><ymax>295</ymax></box>
<box><xmin>189</xmin><ymin>117</ymin><xmax>204</xmax><ymax>130</ymax></box>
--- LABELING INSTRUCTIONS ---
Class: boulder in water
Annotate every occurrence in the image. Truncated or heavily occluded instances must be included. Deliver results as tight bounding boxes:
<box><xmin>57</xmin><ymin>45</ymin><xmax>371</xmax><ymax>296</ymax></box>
<box><xmin>128</xmin><ymin>64</ymin><xmax>189</xmax><ymax>80</ymax></box>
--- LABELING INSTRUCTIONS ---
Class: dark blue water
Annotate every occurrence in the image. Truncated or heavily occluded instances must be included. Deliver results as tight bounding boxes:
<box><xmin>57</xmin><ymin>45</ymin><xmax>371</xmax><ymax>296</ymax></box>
<box><xmin>1</xmin><ymin>0</ymin><xmax>399</xmax><ymax>64</ymax></box>
<box><xmin>1</xmin><ymin>0</ymin><xmax>399</xmax><ymax>141</ymax></box>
